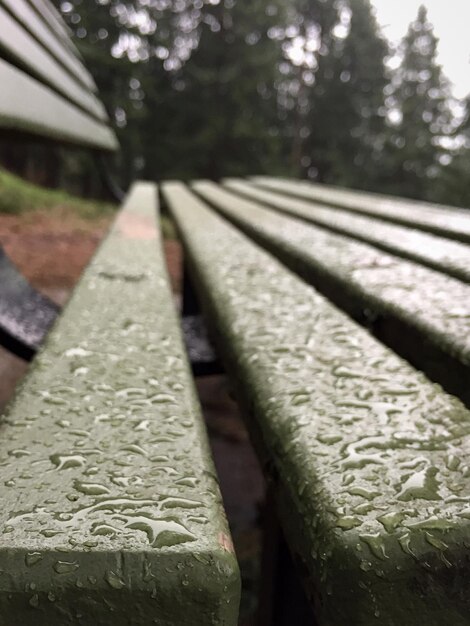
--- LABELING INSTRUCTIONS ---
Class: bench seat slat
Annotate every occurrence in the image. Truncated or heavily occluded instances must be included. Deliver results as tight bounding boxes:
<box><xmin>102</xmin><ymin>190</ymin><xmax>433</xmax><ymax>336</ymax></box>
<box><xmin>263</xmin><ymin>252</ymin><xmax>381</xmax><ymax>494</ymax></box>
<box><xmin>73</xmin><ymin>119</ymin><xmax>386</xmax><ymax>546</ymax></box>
<box><xmin>253</xmin><ymin>177</ymin><xmax>470</xmax><ymax>244</ymax></box>
<box><xmin>0</xmin><ymin>6</ymin><xmax>107</xmax><ymax>122</ymax></box>
<box><xmin>1</xmin><ymin>0</ymin><xmax>97</xmax><ymax>93</ymax></box>
<box><xmin>224</xmin><ymin>179</ymin><xmax>470</xmax><ymax>284</ymax></box>
<box><xmin>0</xmin><ymin>182</ymin><xmax>239</xmax><ymax>625</ymax></box>
<box><xmin>0</xmin><ymin>59</ymin><xmax>117</xmax><ymax>151</ymax></box>
<box><xmin>164</xmin><ymin>181</ymin><xmax>470</xmax><ymax>626</ymax></box>
<box><xmin>193</xmin><ymin>182</ymin><xmax>470</xmax><ymax>390</ymax></box>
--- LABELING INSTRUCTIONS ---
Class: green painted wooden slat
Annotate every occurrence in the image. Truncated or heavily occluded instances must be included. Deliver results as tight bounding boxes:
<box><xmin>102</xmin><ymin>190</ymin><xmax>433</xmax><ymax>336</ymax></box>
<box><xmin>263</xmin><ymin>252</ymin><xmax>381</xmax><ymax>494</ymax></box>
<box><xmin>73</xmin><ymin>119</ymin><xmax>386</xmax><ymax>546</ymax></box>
<box><xmin>252</xmin><ymin>177</ymin><xmax>470</xmax><ymax>244</ymax></box>
<box><xmin>0</xmin><ymin>6</ymin><xmax>107</xmax><ymax>122</ymax></box>
<box><xmin>0</xmin><ymin>59</ymin><xmax>117</xmax><ymax>151</ymax></box>
<box><xmin>223</xmin><ymin>179</ymin><xmax>470</xmax><ymax>284</ymax></box>
<box><xmin>164</xmin><ymin>181</ymin><xmax>470</xmax><ymax>626</ymax></box>
<box><xmin>27</xmin><ymin>0</ymin><xmax>74</xmax><ymax>52</ymax></box>
<box><xmin>0</xmin><ymin>182</ymin><xmax>240</xmax><ymax>626</ymax></box>
<box><xmin>252</xmin><ymin>177</ymin><xmax>470</xmax><ymax>219</ymax></box>
<box><xmin>1</xmin><ymin>0</ymin><xmax>97</xmax><ymax>93</ymax></box>
<box><xmin>194</xmin><ymin>182</ymin><xmax>470</xmax><ymax>377</ymax></box>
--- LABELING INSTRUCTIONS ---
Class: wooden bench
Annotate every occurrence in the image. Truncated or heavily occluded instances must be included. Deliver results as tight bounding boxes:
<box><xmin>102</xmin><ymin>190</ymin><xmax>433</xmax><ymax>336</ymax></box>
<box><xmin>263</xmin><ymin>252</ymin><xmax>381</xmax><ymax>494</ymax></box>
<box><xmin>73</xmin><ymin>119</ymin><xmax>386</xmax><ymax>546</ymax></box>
<box><xmin>252</xmin><ymin>176</ymin><xmax>470</xmax><ymax>245</ymax></box>
<box><xmin>0</xmin><ymin>0</ymin><xmax>116</xmax><ymax>149</ymax></box>
<box><xmin>193</xmin><ymin>180</ymin><xmax>470</xmax><ymax>406</ymax></box>
<box><xmin>3</xmin><ymin>2</ymin><xmax>470</xmax><ymax>624</ymax></box>
<box><xmin>0</xmin><ymin>3</ymin><xmax>239</xmax><ymax>624</ymax></box>
<box><xmin>163</xmin><ymin>181</ymin><xmax>470</xmax><ymax>626</ymax></box>
<box><xmin>225</xmin><ymin>179</ymin><xmax>470</xmax><ymax>283</ymax></box>
<box><xmin>0</xmin><ymin>0</ymin><xmax>119</xmax><ymax>358</ymax></box>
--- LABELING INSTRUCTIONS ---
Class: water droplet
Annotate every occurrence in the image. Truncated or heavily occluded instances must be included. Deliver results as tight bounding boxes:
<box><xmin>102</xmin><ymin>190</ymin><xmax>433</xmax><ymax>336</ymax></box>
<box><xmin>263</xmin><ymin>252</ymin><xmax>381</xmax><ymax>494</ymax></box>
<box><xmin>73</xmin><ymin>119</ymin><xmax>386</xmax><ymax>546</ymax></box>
<box><xmin>446</xmin><ymin>454</ymin><xmax>461</xmax><ymax>471</ymax></box>
<box><xmin>425</xmin><ymin>532</ymin><xmax>448</xmax><ymax>551</ymax></box>
<box><xmin>120</xmin><ymin>444</ymin><xmax>148</xmax><ymax>457</ymax></box>
<box><xmin>342</xmin><ymin>437</ymin><xmax>385</xmax><ymax>469</ymax></box>
<box><xmin>377</xmin><ymin>512</ymin><xmax>405</xmax><ymax>533</ymax></box>
<box><xmin>317</xmin><ymin>434</ymin><xmax>343</xmax><ymax>445</ymax></box>
<box><xmin>65</xmin><ymin>347</ymin><xmax>92</xmax><ymax>358</ymax></box>
<box><xmin>175</xmin><ymin>477</ymin><xmax>199</xmax><ymax>488</ymax></box>
<box><xmin>360</xmin><ymin>534</ymin><xmax>388</xmax><ymax>560</ymax></box>
<box><xmin>83</xmin><ymin>467</ymin><xmax>99</xmax><ymax>477</ymax></box>
<box><xmin>69</xmin><ymin>429</ymin><xmax>90</xmax><ymax>438</ymax></box>
<box><xmin>73</xmin><ymin>367</ymin><xmax>89</xmax><ymax>376</ymax></box>
<box><xmin>291</xmin><ymin>394</ymin><xmax>310</xmax><ymax>406</ymax></box>
<box><xmin>160</xmin><ymin>497</ymin><xmax>202</xmax><ymax>510</ymax></box>
<box><xmin>40</xmin><ymin>529</ymin><xmax>61</xmax><ymax>538</ymax></box>
<box><xmin>54</xmin><ymin>560</ymin><xmax>79</xmax><ymax>575</ymax></box>
<box><xmin>150</xmin><ymin>393</ymin><xmax>176</xmax><ymax>404</ymax></box>
<box><xmin>8</xmin><ymin>449</ymin><xmax>30</xmax><ymax>458</ymax></box>
<box><xmin>91</xmin><ymin>523</ymin><xmax>120</xmax><ymax>537</ymax></box>
<box><xmin>25</xmin><ymin>552</ymin><xmax>43</xmax><ymax>567</ymax></box>
<box><xmin>348</xmin><ymin>486</ymin><xmax>380</xmax><ymax>501</ymax></box>
<box><xmin>50</xmin><ymin>454</ymin><xmax>86</xmax><ymax>470</ymax></box>
<box><xmin>124</xmin><ymin>514</ymin><xmax>196</xmax><ymax>548</ymax></box>
<box><xmin>332</xmin><ymin>365</ymin><xmax>363</xmax><ymax>379</ymax></box>
<box><xmin>353</xmin><ymin>502</ymin><xmax>374</xmax><ymax>516</ymax></box>
<box><xmin>336</xmin><ymin>516</ymin><xmax>362</xmax><ymax>530</ymax></box>
<box><xmin>29</xmin><ymin>594</ymin><xmax>39</xmax><ymax>608</ymax></box>
<box><xmin>74</xmin><ymin>480</ymin><xmax>110</xmax><ymax>496</ymax></box>
<box><xmin>398</xmin><ymin>532</ymin><xmax>416</xmax><ymax>558</ymax></box>
<box><xmin>342</xmin><ymin>474</ymin><xmax>355</xmax><ymax>486</ymax></box>
<box><xmin>105</xmin><ymin>570</ymin><xmax>125</xmax><ymax>590</ymax></box>
<box><xmin>397</xmin><ymin>466</ymin><xmax>441</xmax><ymax>502</ymax></box>
<box><xmin>41</xmin><ymin>393</ymin><xmax>68</xmax><ymax>406</ymax></box>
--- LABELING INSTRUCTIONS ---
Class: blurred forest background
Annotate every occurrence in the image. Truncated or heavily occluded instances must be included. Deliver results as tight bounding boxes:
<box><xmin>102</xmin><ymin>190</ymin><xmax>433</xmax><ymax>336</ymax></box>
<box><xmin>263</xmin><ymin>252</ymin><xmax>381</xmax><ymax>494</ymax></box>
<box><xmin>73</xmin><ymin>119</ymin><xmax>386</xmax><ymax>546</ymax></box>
<box><xmin>2</xmin><ymin>0</ymin><xmax>470</xmax><ymax>207</ymax></box>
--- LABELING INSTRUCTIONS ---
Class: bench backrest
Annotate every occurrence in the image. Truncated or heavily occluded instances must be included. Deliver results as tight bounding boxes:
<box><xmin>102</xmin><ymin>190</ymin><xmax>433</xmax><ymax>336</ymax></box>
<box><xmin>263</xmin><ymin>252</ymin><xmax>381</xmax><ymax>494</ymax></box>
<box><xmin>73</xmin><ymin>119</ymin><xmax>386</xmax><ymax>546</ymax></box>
<box><xmin>0</xmin><ymin>0</ymin><xmax>117</xmax><ymax>151</ymax></box>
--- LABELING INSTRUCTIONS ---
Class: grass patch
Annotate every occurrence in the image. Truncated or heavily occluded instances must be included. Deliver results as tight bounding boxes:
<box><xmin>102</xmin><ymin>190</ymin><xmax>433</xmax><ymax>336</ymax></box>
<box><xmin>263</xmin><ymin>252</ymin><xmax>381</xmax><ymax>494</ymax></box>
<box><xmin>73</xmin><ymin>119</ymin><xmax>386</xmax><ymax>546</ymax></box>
<box><xmin>0</xmin><ymin>168</ymin><xmax>116</xmax><ymax>219</ymax></box>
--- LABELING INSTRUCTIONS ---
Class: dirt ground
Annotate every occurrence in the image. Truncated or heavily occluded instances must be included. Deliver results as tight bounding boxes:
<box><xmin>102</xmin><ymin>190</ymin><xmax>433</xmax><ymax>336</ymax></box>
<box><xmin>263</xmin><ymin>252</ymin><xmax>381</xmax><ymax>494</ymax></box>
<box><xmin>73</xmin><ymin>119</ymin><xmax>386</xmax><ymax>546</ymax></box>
<box><xmin>0</xmin><ymin>211</ymin><xmax>264</xmax><ymax>625</ymax></box>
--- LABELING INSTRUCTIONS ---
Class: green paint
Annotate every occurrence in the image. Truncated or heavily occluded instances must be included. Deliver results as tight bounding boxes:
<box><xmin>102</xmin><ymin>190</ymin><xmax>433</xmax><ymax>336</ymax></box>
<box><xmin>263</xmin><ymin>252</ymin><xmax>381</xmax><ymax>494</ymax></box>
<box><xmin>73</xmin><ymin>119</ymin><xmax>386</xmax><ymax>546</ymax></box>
<box><xmin>193</xmin><ymin>181</ymin><xmax>470</xmax><ymax>370</ymax></box>
<box><xmin>0</xmin><ymin>183</ymin><xmax>239</xmax><ymax>625</ymax></box>
<box><xmin>2</xmin><ymin>0</ymin><xmax>97</xmax><ymax>93</ymax></box>
<box><xmin>0</xmin><ymin>5</ymin><xmax>106</xmax><ymax>121</ymax></box>
<box><xmin>0</xmin><ymin>59</ymin><xmax>117</xmax><ymax>150</ymax></box>
<box><xmin>251</xmin><ymin>176</ymin><xmax>470</xmax><ymax>244</ymax></box>
<box><xmin>224</xmin><ymin>179</ymin><xmax>470</xmax><ymax>283</ymax></box>
<box><xmin>164</xmin><ymin>181</ymin><xmax>470</xmax><ymax>626</ymax></box>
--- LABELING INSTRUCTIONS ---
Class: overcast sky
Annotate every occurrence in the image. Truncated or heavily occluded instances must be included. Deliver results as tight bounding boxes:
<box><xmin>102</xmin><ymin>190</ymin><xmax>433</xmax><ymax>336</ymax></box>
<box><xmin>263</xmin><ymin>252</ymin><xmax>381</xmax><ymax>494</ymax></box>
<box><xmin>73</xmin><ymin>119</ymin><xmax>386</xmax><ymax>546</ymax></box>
<box><xmin>371</xmin><ymin>0</ymin><xmax>470</xmax><ymax>98</ymax></box>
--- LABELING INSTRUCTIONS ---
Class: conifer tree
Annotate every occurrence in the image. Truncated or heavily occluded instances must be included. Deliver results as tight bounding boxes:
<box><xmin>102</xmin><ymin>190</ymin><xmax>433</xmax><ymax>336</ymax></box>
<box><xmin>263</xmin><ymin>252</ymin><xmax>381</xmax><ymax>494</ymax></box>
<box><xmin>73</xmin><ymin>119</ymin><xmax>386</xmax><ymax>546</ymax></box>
<box><xmin>58</xmin><ymin>0</ymin><xmax>288</xmax><ymax>181</ymax></box>
<box><xmin>146</xmin><ymin>0</ymin><xmax>287</xmax><ymax>179</ymax></box>
<box><xmin>278</xmin><ymin>0</ymin><xmax>339</xmax><ymax>176</ymax></box>
<box><xmin>56</xmin><ymin>0</ymin><xmax>153</xmax><ymax>186</ymax></box>
<box><xmin>298</xmin><ymin>0</ymin><xmax>388</xmax><ymax>188</ymax></box>
<box><xmin>54</xmin><ymin>0</ymin><xmax>468</xmax><ymax>203</ymax></box>
<box><xmin>433</xmin><ymin>96</ymin><xmax>470</xmax><ymax>207</ymax></box>
<box><xmin>384</xmin><ymin>5</ymin><xmax>455</xmax><ymax>201</ymax></box>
